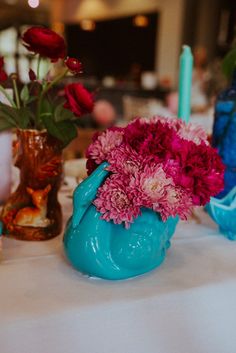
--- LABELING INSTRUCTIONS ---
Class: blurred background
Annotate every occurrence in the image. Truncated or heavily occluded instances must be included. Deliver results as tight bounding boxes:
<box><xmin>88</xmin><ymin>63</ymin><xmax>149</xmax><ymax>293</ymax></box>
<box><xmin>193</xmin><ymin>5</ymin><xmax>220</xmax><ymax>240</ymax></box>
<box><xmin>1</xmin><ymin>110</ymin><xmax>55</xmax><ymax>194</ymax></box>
<box><xmin>0</xmin><ymin>0</ymin><xmax>235</xmax><ymax>158</ymax></box>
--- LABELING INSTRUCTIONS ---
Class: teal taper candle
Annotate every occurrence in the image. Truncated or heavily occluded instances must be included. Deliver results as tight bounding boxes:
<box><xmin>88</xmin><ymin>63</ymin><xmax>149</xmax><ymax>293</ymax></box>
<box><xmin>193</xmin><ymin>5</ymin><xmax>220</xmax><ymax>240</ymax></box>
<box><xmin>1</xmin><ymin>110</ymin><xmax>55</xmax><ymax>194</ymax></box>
<box><xmin>178</xmin><ymin>45</ymin><xmax>193</xmax><ymax>123</ymax></box>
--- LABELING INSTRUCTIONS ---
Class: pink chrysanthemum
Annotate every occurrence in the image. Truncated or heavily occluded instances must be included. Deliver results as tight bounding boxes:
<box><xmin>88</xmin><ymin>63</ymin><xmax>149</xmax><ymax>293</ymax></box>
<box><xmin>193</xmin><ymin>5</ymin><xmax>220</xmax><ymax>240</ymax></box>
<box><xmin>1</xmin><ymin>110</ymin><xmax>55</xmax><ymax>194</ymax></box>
<box><xmin>158</xmin><ymin>186</ymin><xmax>193</xmax><ymax>221</ymax></box>
<box><xmin>176</xmin><ymin>120</ymin><xmax>208</xmax><ymax>145</ymax></box>
<box><xmin>86</xmin><ymin>128</ymin><xmax>124</xmax><ymax>164</ymax></box>
<box><xmin>94</xmin><ymin>174</ymin><xmax>140</xmax><ymax>228</ymax></box>
<box><xmin>107</xmin><ymin>144</ymin><xmax>143</xmax><ymax>175</ymax></box>
<box><xmin>131</xmin><ymin>164</ymin><xmax>174</xmax><ymax>207</ymax></box>
<box><xmin>141</xmin><ymin>165</ymin><xmax>174</xmax><ymax>201</ymax></box>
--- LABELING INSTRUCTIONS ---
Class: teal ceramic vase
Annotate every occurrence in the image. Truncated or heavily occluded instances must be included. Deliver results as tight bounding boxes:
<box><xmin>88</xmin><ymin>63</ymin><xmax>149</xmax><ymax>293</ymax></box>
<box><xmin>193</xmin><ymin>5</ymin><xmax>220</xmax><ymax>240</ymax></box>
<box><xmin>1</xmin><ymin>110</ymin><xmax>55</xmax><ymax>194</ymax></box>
<box><xmin>63</xmin><ymin>162</ymin><xmax>179</xmax><ymax>280</ymax></box>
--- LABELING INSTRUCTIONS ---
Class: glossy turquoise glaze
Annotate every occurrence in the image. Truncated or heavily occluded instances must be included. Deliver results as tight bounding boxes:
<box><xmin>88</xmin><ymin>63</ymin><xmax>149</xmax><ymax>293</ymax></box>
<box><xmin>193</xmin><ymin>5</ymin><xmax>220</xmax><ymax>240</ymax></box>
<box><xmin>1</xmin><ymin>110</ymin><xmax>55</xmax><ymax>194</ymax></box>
<box><xmin>206</xmin><ymin>186</ymin><xmax>236</xmax><ymax>240</ymax></box>
<box><xmin>63</xmin><ymin>162</ymin><xmax>179</xmax><ymax>280</ymax></box>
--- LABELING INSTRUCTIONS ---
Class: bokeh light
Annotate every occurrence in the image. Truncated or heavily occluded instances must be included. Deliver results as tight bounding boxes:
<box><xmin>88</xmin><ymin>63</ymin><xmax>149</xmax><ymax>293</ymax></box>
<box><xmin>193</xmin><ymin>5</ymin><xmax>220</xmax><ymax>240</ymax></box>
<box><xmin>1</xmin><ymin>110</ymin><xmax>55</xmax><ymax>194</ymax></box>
<box><xmin>28</xmin><ymin>0</ymin><xmax>39</xmax><ymax>9</ymax></box>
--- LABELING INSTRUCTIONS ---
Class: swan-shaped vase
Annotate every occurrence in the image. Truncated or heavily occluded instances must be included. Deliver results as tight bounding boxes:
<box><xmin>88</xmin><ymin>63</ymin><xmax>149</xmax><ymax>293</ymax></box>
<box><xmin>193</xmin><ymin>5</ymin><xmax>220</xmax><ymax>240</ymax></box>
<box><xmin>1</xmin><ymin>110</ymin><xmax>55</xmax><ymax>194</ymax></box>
<box><xmin>205</xmin><ymin>186</ymin><xmax>236</xmax><ymax>240</ymax></box>
<box><xmin>63</xmin><ymin>162</ymin><xmax>179</xmax><ymax>280</ymax></box>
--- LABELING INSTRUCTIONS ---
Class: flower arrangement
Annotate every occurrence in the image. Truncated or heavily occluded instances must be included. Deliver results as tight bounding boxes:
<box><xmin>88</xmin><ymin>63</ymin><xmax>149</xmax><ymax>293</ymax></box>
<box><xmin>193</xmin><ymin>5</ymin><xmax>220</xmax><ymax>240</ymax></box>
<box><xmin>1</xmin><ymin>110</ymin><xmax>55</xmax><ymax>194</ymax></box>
<box><xmin>86</xmin><ymin>117</ymin><xmax>225</xmax><ymax>228</ymax></box>
<box><xmin>0</xmin><ymin>26</ymin><xmax>93</xmax><ymax>146</ymax></box>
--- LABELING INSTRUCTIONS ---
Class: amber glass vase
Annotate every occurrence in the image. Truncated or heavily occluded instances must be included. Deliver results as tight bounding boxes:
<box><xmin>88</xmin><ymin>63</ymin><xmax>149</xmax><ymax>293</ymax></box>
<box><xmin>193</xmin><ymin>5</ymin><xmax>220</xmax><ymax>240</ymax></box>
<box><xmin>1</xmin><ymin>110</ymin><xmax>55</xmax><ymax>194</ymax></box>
<box><xmin>1</xmin><ymin>129</ymin><xmax>63</xmax><ymax>241</ymax></box>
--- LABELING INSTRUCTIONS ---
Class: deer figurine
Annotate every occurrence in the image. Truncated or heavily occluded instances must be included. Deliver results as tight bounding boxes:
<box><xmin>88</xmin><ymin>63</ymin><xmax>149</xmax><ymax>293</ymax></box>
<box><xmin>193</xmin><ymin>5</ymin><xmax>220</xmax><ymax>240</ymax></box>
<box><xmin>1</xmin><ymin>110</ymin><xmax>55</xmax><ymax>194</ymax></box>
<box><xmin>14</xmin><ymin>185</ymin><xmax>51</xmax><ymax>228</ymax></box>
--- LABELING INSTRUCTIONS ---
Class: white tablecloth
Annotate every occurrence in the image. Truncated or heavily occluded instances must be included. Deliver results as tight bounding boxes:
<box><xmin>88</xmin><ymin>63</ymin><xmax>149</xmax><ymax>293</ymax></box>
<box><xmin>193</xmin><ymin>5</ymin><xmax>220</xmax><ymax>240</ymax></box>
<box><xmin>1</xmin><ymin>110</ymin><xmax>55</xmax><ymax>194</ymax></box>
<box><xmin>1</xmin><ymin>183</ymin><xmax>236</xmax><ymax>353</ymax></box>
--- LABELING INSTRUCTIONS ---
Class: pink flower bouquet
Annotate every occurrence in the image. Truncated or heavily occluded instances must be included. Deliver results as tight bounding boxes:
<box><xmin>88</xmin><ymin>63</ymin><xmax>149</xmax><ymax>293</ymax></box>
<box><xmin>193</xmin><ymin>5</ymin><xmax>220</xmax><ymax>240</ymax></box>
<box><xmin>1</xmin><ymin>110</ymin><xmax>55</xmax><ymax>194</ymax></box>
<box><xmin>86</xmin><ymin>116</ymin><xmax>225</xmax><ymax>228</ymax></box>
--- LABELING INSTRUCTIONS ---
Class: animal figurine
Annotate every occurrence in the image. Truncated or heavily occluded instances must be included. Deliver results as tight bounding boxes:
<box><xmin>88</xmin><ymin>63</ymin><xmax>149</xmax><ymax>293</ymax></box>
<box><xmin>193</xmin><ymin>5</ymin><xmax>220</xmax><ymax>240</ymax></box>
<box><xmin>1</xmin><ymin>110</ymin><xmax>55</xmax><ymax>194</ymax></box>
<box><xmin>206</xmin><ymin>186</ymin><xmax>236</xmax><ymax>240</ymax></box>
<box><xmin>14</xmin><ymin>185</ymin><xmax>51</xmax><ymax>228</ymax></box>
<box><xmin>64</xmin><ymin>162</ymin><xmax>178</xmax><ymax>280</ymax></box>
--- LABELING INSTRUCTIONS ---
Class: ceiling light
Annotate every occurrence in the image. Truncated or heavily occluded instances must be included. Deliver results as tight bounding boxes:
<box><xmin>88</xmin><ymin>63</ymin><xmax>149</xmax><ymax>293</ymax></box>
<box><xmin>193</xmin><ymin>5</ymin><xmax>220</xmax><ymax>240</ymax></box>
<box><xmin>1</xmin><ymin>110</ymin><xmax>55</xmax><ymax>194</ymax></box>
<box><xmin>80</xmin><ymin>19</ymin><xmax>96</xmax><ymax>31</ymax></box>
<box><xmin>28</xmin><ymin>0</ymin><xmax>39</xmax><ymax>9</ymax></box>
<box><xmin>133</xmin><ymin>15</ymin><xmax>149</xmax><ymax>28</ymax></box>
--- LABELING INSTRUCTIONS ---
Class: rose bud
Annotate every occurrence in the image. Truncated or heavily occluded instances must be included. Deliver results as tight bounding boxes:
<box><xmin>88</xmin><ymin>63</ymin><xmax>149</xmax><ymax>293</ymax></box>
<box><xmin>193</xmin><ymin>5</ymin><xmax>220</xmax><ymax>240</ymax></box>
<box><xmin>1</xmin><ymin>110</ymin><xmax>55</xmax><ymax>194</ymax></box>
<box><xmin>65</xmin><ymin>57</ymin><xmax>82</xmax><ymax>74</ymax></box>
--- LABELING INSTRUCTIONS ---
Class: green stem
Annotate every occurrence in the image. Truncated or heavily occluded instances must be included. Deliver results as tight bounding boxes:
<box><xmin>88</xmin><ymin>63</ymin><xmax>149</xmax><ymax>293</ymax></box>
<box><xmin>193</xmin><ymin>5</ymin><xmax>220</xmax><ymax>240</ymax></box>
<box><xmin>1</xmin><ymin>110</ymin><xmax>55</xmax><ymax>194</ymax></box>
<box><xmin>43</xmin><ymin>69</ymin><xmax>69</xmax><ymax>96</ymax></box>
<box><xmin>37</xmin><ymin>57</ymin><xmax>41</xmax><ymax>80</ymax></box>
<box><xmin>0</xmin><ymin>85</ymin><xmax>16</xmax><ymax>107</ymax></box>
<box><xmin>36</xmin><ymin>69</ymin><xmax>69</xmax><ymax>127</ymax></box>
<box><xmin>12</xmin><ymin>78</ymin><xmax>20</xmax><ymax>109</ymax></box>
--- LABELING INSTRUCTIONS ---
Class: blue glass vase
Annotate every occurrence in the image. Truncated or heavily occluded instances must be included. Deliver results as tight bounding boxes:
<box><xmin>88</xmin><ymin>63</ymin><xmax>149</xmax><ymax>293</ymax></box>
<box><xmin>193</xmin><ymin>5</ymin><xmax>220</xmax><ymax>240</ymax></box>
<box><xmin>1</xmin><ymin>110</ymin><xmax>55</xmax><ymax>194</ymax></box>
<box><xmin>63</xmin><ymin>162</ymin><xmax>179</xmax><ymax>280</ymax></box>
<box><xmin>212</xmin><ymin>71</ymin><xmax>236</xmax><ymax>197</ymax></box>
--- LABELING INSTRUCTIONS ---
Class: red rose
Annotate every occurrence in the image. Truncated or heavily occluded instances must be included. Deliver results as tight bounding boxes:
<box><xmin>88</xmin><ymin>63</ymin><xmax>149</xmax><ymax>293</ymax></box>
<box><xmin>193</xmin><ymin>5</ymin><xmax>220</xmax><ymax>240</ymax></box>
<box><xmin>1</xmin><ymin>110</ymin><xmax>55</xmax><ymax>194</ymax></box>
<box><xmin>22</xmin><ymin>26</ymin><xmax>66</xmax><ymax>62</ymax></box>
<box><xmin>64</xmin><ymin>83</ymin><xmax>94</xmax><ymax>117</ymax></box>
<box><xmin>65</xmin><ymin>57</ymin><xmax>82</xmax><ymax>74</ymax></box>
<box><xmin>0</xmin><ymin>57</ymin><xmax>8</xmax><ymax>82</ymax></box>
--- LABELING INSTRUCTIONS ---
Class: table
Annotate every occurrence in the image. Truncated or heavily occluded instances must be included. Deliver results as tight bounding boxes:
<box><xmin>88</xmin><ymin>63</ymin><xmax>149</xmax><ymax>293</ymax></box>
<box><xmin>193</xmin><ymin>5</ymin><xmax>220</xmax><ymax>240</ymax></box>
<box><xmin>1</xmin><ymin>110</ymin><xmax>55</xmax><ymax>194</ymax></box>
<box><xmin>1</xmin><ymin>179</ymin><xmax>236</xmax><ymax>353</ymax></box>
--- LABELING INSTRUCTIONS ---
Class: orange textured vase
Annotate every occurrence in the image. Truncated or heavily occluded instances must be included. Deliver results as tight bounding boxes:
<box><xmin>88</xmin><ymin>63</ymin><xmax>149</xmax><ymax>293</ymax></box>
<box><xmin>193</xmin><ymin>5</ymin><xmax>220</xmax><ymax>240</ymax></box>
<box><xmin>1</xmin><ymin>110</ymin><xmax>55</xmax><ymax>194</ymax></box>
<box><xmin>1</xmin><ymin>129</ymin><xmax>63</xmax><ymax>241</ymax></box>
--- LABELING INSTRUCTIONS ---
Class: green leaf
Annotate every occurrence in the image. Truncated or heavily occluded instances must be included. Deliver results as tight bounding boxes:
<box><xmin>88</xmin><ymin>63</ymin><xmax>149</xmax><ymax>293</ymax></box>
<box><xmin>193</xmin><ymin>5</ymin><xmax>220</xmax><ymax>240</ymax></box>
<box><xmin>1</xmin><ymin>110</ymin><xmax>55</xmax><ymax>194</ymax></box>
<box><xmin>18</xmin><ymin>107</ymin><xmax>32</xmax><ymax>129</ymax></box>
<box><xmin>0</xmin><ymin>104</ymin><xmax>18</xmax><ymax>127</ymax></box>
<box><xmin>222</xmin><ymin>48</ymin><xmax>236</xmax><ymax>79</ymax></box>
<box><xmin>0</xmin><ymin>103</ymin><xmax>34</xmax><ymax>129</ymax></box>
<box><xmin>27</xmin><ymin>96</ymin><xmax>37</xmax><ymax>104</ymax></box>
<box><xmin>0</xmin><ymin>116</ymin><xmax>15</xmax><ymax>131</ymax></box>
<box><xmin>41</xmin><ymin>115</ymin><xmax>77</xmax><ymax>147</ymax></box>
<box><xmin>40</xmin><ymin>98</ymin><xmax>53</xmax><ymax>117</ymax></box>
<box><xmin>20</xmin><ymin>85</ymin><xmax>29</xmax><ymax>103</ymax></box>
<box><xmin>54</xmin><ymin>103</ymin><xmax>74</xmax><ymax>122</ymax></box>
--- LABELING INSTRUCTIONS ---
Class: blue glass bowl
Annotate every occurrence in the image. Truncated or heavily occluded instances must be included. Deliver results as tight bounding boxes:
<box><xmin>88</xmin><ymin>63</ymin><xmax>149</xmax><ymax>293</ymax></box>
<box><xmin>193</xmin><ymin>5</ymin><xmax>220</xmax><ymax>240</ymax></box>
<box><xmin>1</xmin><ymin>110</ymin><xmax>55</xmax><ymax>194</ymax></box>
<box><xmin>205</xmin><ymin>187</ymin><xmax>236</xmax><ymax>240</ymax></box>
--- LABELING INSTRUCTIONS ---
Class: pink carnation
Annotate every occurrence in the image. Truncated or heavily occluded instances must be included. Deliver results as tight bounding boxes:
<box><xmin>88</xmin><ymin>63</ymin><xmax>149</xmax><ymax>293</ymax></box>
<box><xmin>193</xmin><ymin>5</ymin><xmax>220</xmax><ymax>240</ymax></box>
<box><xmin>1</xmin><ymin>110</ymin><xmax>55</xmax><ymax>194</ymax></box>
<box><xmin>124</xmin><ymin>117</ymin><xmax>177</xmax><ymax>162</ymax></box>
<box><xmin>151</xmin><ymin>115</ymin><xmax>208</xmax><ymax>145</ymax></box>
<box><xmin>176</xmin><ymin>140</ymin><xmax>225</xmax><ymax>205</ymax></box>
<box><xmin>94</xmin><ymin>174</ymin><xmax>140</xmax><ymax>228</ymax></box>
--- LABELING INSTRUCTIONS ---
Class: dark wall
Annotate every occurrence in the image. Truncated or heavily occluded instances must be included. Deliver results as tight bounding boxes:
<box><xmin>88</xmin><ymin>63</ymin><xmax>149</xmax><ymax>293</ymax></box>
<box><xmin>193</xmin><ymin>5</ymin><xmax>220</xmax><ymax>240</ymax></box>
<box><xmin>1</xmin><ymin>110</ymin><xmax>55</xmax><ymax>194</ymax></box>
<box><xmin>66</xmin><ymin>13</ymin><xmax>158</xmax><ymax>78</ymax></box>
<box><xmin>182</xmin><ymin>0</ymin><xmax>236</xmax><ymax>60</ymax></box>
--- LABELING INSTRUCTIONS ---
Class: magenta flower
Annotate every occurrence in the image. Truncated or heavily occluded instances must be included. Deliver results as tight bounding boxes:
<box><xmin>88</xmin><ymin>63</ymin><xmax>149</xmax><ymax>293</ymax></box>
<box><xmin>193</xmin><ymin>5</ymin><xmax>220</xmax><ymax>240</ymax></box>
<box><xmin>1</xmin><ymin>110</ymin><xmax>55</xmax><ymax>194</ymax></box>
<box><xmin>151</xmin><ymin>116</ymin><xmax>208</xmax><ymax>145</ymax></box>
<box><xmin>176</xmin><ymin>140</ymin><xmax>225</xmax><ymax>205</ymax></box>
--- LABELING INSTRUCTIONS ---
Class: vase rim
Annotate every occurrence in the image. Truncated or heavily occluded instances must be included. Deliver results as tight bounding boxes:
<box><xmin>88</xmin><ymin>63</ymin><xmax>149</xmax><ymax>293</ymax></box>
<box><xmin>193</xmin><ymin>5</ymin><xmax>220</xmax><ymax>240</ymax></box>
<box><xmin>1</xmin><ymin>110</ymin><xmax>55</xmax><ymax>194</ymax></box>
<box><xmin>17</xmin><ymin>128</ymin><xmax>47</xmax><ymax>134</ymax></box>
